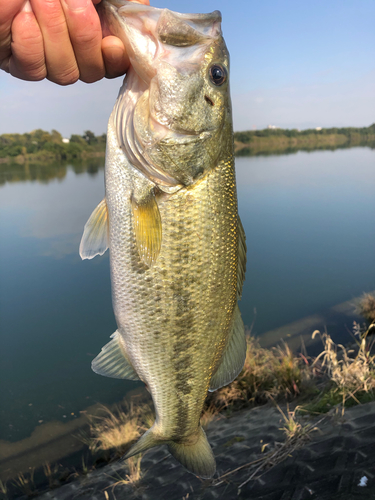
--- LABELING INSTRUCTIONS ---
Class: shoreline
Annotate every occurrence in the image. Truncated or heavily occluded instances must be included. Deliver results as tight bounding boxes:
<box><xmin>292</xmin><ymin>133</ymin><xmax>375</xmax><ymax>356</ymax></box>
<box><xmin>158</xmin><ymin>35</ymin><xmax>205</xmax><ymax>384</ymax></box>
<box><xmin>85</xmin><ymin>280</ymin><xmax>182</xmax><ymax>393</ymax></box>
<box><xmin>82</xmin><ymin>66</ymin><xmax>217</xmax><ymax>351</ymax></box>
<box><xmin>0</xmin><ymin>151</ymin><xmax>105</xmax><ymax>165</ymax></box>
<box><xmin>234</xmin><ymin>135</ymin><xmax>375</xmax><ymax>156</ymax></box>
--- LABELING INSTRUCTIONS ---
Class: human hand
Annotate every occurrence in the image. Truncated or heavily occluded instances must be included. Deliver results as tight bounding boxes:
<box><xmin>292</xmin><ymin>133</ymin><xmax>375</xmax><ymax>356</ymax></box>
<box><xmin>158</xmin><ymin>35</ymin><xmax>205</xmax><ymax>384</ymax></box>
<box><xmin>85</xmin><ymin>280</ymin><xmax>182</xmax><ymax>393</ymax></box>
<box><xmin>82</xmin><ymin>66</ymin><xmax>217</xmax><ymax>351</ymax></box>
<box><xmin>0</xmin><ymin>0</ymin><xmax>150</xmax><ymax>85</ymax></box>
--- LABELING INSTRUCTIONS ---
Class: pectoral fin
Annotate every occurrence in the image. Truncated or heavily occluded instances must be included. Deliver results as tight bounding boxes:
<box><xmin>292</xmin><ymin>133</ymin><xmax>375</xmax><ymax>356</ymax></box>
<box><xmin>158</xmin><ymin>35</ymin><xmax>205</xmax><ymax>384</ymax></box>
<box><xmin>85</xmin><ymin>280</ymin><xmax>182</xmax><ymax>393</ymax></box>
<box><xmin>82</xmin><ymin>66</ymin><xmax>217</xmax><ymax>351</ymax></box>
<box><xmin>79</xmin><ymin>198</ymin><xmax>109</xmax><ymax>260</ymax></box>
<box><xmin>209</xmin><ymin>304</ymin><xmax>247</xmax><ymax>392</ymax></box>
<box><xmin>131</xmin><ymin>191</ymin><xmax>162</xmax><ymax>267</ymax></box>
<box><xmin>92</xmin><ymin>331</ymin><xmax>140</xmax><ymax>381</ymax></box>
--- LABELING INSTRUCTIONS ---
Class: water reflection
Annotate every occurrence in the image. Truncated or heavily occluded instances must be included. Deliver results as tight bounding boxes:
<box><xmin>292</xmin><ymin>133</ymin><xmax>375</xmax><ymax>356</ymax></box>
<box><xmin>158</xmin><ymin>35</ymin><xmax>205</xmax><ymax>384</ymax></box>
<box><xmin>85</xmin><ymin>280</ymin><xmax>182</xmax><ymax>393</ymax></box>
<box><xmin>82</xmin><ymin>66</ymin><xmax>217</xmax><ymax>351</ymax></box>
<box><xmin>0</xmin><ymin>157</ymin><xmax>104</xmax><ymax>185</ymax></box>
<box><xmin>236</xmin><ymin>147</ymin><xmax>375</xmax><ymax>339</ymax></box>
<box><xmin>235</xmin><ymin>140</ymin><xmax>375</xmax><ymax>157</ymax></box>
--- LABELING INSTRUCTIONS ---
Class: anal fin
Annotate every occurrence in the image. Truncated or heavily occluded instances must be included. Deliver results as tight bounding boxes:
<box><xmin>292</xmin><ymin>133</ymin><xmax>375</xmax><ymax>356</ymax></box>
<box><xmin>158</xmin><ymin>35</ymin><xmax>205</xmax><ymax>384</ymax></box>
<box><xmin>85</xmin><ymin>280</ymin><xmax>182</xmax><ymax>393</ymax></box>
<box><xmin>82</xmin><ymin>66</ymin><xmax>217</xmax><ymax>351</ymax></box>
<box><xmin>209</xmin><ymin>304</ymin><xmax>247</xmax><ymax>392</ymax></box>
<box><xmin>92</xmin><ymin>331</ymin><xmax>140</xmax><ymax>381</ymax></box>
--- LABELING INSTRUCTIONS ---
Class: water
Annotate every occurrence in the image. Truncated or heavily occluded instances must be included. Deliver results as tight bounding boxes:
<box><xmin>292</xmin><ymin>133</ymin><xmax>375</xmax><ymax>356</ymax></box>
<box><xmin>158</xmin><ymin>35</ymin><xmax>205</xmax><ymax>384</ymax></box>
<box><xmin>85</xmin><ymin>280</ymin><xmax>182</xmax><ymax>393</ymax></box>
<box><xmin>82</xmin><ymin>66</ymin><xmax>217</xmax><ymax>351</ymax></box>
<box><xmin>0</xmin><ymin>147</ymin><xmax>374</xmax><ymax>443</ymax></box>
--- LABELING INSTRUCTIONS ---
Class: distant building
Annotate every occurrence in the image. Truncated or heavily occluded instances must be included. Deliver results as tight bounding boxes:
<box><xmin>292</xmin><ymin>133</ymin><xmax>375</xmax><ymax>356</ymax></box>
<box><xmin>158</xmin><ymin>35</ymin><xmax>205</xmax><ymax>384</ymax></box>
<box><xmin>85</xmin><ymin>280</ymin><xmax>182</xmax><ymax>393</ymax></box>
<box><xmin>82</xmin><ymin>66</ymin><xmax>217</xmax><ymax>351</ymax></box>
<box><xmin>315</xmin><ymin>127</ymin><xmax>322</xmax><ymax>131</ymax></box>
<box><xmin>62</xmin><ymin>138</ymin><xmax>70</xmax><ymax>143</ymax></box>
<box><xmin>267</xmin><ymin>125</ymin><xmax>280</xmax><ymax>130</ymax></box>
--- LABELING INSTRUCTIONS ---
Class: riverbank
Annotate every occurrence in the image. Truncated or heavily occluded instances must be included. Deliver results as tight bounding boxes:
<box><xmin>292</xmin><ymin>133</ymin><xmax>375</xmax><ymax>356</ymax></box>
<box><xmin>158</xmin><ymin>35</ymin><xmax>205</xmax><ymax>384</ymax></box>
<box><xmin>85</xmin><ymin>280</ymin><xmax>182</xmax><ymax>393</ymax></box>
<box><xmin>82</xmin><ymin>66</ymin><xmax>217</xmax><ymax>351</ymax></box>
<box><xmin>0</xmin><ymin>130</ymin><xmax>106</xmax><ymax>166</ymax></box>
<box><xmin>1</xmin><ymin>126</ymin><xmax>374</xmax><ymax>165</ymax></box>
<box><xmin>0</xmin><ymin>151</ymin><xmax>105</xmax><ymax>165</ymax></box>
<box><xmin>234</xmin><ymin>124</ymin><xmax>375</xmax><ymax>156</ymax></box>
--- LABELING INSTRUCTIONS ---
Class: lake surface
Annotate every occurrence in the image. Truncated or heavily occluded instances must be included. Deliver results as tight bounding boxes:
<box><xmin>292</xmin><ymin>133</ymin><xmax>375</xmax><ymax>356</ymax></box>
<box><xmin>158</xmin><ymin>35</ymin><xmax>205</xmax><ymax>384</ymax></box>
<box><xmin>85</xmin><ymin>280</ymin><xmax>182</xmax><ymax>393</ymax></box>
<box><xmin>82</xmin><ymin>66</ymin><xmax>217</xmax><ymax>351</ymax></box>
<box><xmin>1</xmin><ymin>147</ymin><xmax>375</xmax><ymax>443</ymax></box>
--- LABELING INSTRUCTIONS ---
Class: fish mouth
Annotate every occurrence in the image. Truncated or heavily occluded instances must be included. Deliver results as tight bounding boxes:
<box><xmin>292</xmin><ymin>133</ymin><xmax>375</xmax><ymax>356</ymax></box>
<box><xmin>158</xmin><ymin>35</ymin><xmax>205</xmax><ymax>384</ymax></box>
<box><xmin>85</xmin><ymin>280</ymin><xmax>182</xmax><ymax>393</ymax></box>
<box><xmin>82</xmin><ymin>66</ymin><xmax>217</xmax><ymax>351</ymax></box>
<box><xmin>162</xmin><ymin>130</ymin><xmax>212</xmax><ymax>145</ymax></box>
<box><xmin>149</xmin><ymin>114</ymin><xmax>213</xmax><ymax>145</ymax></box>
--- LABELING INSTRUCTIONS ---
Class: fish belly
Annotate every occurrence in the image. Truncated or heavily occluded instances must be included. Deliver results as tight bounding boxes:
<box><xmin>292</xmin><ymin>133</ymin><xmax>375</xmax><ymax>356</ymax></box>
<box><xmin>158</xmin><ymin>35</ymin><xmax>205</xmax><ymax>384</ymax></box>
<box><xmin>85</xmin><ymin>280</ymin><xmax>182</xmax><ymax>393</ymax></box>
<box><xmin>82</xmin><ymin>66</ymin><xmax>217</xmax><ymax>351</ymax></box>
<box><xmin>105</xmin><ymin>122</ymin><xmax>238</xmax><ymax>440</ymax></box>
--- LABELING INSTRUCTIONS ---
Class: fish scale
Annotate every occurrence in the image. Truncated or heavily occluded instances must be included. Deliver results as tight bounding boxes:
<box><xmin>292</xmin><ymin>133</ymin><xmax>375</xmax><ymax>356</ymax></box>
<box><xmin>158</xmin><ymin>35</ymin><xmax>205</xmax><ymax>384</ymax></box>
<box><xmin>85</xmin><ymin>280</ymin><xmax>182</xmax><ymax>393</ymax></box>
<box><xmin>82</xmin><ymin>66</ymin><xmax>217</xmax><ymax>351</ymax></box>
<box><xmin>80</xmin><ymin>0</ymin><xmax>247</xmax><ymax>478</ymax></box>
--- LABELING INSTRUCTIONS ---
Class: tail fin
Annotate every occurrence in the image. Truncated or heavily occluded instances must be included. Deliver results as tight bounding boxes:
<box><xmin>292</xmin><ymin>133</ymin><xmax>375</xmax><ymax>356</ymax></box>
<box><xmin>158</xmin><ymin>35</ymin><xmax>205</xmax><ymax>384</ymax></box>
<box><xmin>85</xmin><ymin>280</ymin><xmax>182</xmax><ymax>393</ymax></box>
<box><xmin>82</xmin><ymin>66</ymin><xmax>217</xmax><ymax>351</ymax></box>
<box><xmin>124</xmin><ymin>425</ymin><xmax>216</xmax><ymax>479</ymax></box>
<box><xmin>168</xmin><ymin>426</ymin><xmax>216</xmax><ymax>479</ymax></box>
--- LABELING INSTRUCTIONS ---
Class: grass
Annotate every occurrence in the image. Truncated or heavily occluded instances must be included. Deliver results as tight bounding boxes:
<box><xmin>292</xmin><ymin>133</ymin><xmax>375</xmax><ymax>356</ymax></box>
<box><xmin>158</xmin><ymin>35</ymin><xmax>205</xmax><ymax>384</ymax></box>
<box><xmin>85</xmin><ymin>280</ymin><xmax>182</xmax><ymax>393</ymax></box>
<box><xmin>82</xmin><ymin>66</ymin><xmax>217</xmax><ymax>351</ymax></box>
<box><xmin>356</xmin><ymin>293</ymin><xmax>375</xmax><ymax>324</ymax></box>
<box><xmin>306</xmin><ymin>328</ymin><xmax>375</xmax><ymax>413</ymax></box>
<box><xmin>12</xmin><ymin>470</ymin><xmax>36</xmax><ymax>498</ymax></box>
<box><xmin>206</xmin><ymin>335</ymin><xmax>312</xmax><ymax>414</ymax></box>
<box><xmin>200</xmin><ymin>402</ymin><xmax>222</xmax><ymax>430</ymax></box>
<box><xmin>84</xmin><ymin>401</ymin><xmax>154</xmax><ymax>457</ymax></box>
<box><xmin>214</xmin><ymin>402</ymin><xmax>322</xmax><ymax>492</ymax></box>
<box><xmin>105</xmin><ymin>456</ymin><xmax>143</xmax><ymax>493</ymax></box>
<box><xmin>0</xmin><ymin>479</ymin><xmax>7</xmax><ymax>499</ymax></box>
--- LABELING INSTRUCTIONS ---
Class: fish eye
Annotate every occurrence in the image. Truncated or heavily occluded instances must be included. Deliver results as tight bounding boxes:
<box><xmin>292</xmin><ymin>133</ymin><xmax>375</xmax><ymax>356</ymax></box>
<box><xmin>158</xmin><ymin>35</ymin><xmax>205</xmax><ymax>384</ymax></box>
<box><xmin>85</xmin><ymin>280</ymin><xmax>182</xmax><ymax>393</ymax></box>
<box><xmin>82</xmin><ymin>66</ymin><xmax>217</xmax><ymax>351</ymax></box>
<box><xmin>209</xmin><ymin>64</ymin><xmax>227</xmax><ymax>86</ymax></box>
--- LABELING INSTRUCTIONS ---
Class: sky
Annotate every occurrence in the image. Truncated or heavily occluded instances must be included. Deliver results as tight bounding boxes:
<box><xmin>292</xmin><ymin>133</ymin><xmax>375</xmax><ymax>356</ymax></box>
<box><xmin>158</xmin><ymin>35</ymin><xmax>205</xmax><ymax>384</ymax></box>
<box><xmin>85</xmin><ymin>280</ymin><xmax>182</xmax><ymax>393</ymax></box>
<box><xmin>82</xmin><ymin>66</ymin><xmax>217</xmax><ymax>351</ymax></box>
<box><xmin>0</xmin><ymin>0</ymin><xmax>374</xmax><ymax>136</ymax></box>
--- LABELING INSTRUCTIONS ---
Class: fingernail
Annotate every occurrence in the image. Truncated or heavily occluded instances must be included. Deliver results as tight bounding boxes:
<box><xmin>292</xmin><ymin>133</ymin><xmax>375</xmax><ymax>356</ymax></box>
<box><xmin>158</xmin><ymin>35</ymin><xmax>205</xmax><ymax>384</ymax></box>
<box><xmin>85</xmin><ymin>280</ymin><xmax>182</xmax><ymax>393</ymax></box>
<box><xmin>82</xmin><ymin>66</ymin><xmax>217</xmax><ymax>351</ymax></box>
<box><xmin>64</xmin><ymin>0</ymin><xmax>89</xmax><ymax>11</ymax></box>
<box><xmin>21</xmin><ymin>1</ymin><xmax>32</xmax><ymax>13</ymax></box>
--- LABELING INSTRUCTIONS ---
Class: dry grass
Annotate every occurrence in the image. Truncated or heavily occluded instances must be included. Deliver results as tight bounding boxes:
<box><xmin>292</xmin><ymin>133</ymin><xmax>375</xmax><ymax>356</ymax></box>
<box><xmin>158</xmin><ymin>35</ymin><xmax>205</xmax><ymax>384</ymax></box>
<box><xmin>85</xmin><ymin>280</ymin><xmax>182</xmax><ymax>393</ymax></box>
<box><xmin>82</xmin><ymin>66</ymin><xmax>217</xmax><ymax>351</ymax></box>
<box><xmin>311</xmin><ymin>329</ymin><xmax>375</xmax><ymax>409</ymax></box>
<box><xmin>105</xmin><ymin>456</ymin><xmax>143</xmax><ymax>493</ymax></box>
<box><xmin>85</xmin><ymin>401</ymin><xmax>154</xmax><ymax>456</ymax></box>
<box><xmin>42</xmin><ymin>462</ymin><xmax>60</xmax><ymax>489</ymax></box>
<box><xmin>206</xmin><ymin>335</ymin><xmax>311</xmax><ymax>413</ymax></box>
<box><xmin>0</xmin><ymin>479</ymin><xmax>7</xmax><ymax>497</ymax></box>
<box><xmin>356</xmin><ymin>293</ymin><xmax>375</xmax><ymax>323</ymax></box>
<box><xmin>200</xmin><ymin>402</ymin><xmax>221</xmax><ymax>430</ymax></box>
<box><xmin>214</xmin><ymin>402</ymin><xmax>321</xmax><ymax>492</ymax></box>
<box><xmin>277</xmin><ymin>403</ymin><xmax>317</xmax><ymax>441</ymax></box>
<box><xmin>12</xmin><ymin>470</ymin><xmax>36</xmax><ymax>498</ymax></box>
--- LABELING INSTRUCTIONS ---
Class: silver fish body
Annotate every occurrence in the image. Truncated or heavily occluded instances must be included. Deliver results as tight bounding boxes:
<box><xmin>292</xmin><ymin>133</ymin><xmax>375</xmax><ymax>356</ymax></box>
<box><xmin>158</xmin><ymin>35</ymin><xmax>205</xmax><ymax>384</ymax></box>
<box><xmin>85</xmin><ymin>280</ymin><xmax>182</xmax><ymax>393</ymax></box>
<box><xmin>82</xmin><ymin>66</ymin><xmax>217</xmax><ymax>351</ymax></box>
<box><xmin>80</xmin><ymin>0</ymin><xmax>246</xmax><ymax>478</ymax></box>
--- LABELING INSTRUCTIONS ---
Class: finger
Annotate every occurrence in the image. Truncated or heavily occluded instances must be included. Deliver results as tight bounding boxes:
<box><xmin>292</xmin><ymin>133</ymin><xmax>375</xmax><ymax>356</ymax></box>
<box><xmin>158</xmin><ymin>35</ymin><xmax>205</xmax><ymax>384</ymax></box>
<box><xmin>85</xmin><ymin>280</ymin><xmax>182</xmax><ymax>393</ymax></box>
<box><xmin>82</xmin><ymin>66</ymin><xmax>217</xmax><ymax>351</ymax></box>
<box><xmin>0</xmin><ymin>0</ymin><xmax>25</xmax><ymax>62</ymax></box>
<box><xmin>8</xmin><ymin>1</ymin><xmax>46</xmax><ymax>81</ymax></box>
<box><xmin>30</xmin><ymin>0</ymin><xmax>79</xmax><ymax>85</ymax></box>
<box><xmin>60</xmin><ymin>0</ymin><xmax>105</xmax><ymax>83</ymax></box>
<box><xmin>99</xmin><ymin>0</ymin><xmax>149</xmax><ymax>79</ymax></box>
<box><xmin>102</xmin><ymin>36</ymin><xmax>129</xmax><ymax>79</ymax></box>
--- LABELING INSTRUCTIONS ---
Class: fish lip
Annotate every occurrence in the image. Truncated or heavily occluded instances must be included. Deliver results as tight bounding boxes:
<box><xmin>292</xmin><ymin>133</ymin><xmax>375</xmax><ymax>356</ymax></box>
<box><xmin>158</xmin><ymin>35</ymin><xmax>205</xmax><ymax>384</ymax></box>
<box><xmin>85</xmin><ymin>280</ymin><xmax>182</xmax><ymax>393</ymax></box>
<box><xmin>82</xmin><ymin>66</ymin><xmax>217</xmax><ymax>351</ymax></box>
<box><xmin>149</xmin><ymin>113</ymin><xmax>213</xmax><ymax>144</ymax></box>
<box><xmin>162</xmin><ymin>130</ymin><xmax>212</xmax><ymax>145</ymax></box>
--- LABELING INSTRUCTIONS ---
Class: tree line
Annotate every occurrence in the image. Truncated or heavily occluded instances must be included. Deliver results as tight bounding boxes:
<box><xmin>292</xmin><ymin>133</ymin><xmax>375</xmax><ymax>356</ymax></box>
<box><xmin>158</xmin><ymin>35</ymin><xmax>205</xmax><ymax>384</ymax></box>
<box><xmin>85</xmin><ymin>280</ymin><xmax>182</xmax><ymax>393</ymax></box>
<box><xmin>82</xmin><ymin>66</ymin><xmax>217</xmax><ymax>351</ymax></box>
<box><xmin>0</xmin><ymin>129</ymin><xmax>106</xmax><ymax>160</ymax></box>
<box><xmin>1</xmin><ymin>125</ymin><xmax>374</xmax><ymax>162</ymax></box>
<box><xmin>234</xmin><ymin>124</ymin><xmax>375</xmax><ymax>144</ymax></box>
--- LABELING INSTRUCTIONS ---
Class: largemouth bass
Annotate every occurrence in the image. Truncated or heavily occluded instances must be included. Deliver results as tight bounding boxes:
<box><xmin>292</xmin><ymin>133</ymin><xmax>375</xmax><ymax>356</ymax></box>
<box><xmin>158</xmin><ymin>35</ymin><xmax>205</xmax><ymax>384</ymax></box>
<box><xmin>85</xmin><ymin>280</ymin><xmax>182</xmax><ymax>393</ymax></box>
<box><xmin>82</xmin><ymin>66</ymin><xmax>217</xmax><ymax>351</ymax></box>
<box><xmin>80</xmin><ymin>0</ymin><xmax>247</xmax><ymax>479</ymax></box>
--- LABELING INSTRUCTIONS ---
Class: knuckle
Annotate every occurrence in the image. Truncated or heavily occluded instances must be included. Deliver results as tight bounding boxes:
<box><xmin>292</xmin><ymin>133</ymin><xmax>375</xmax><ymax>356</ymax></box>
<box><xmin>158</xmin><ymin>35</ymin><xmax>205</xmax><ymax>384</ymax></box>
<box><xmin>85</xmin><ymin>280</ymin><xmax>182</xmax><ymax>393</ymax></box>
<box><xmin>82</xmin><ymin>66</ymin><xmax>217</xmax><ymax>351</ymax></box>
<box><xmin>41</xmin><ymin>2</ymin><xmax>68</xmax><ymax>36</ymax></box>
<box><xmin>73</xmin><ymin>25</ymin><xmax>101</xmax><ymax>49</ymax></box>
<box><xmin>23</xmin><ymin>58</ymin><xmax>47</xmax><ymax>79</ymax></box>
<box><xmin>50</xmin><ymin>66</ymin><xmax>80</xmax><ymax>85</ymax></box>
<box><xmin>80</xmin><ymin>69</ymin><xmax>105</xmax><ymax>84</ymax></box>
<box><xmin>46</xmin><ymin>17</ymin><xmax>68</xmax><ymax>37</ymax></box>
<box><xmin>27</xmin><ymin>66</ymin><xmax>47</xmax><ymax>81</ymax></box>
<box><xmin>18</xmin><ymin>29</ymin><xmax>42</xmax><ymax>46</ymax></box>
